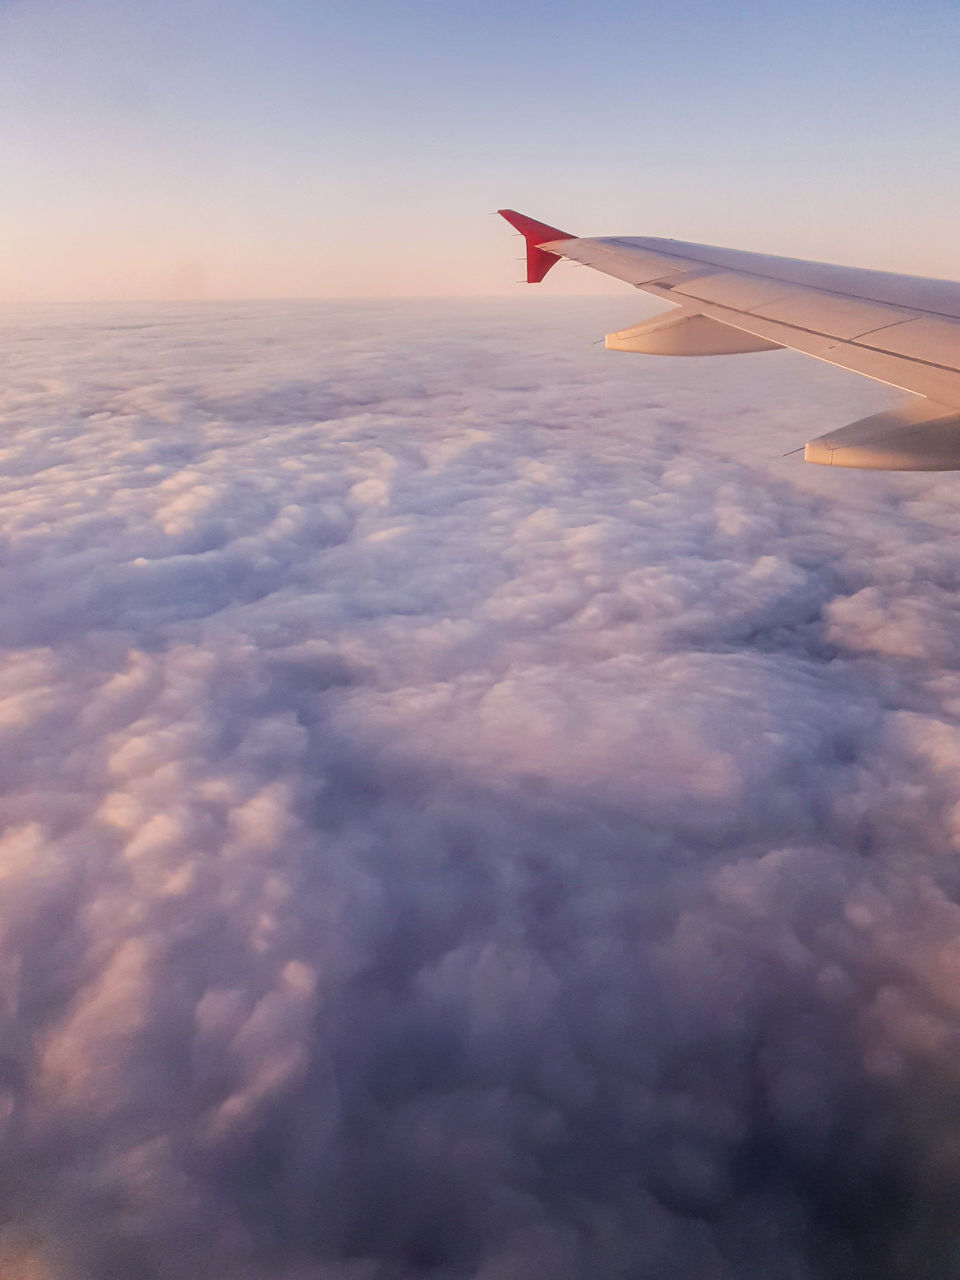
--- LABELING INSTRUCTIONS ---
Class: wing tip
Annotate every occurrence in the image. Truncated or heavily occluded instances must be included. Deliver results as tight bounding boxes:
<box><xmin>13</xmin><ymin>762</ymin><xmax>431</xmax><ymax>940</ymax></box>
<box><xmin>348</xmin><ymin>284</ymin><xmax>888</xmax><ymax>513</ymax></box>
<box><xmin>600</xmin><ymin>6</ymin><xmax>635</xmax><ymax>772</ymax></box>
<box><xmin>498</xmin><ymin>209</ymin><xmax>574</xmax><ymax>284</ymax></box>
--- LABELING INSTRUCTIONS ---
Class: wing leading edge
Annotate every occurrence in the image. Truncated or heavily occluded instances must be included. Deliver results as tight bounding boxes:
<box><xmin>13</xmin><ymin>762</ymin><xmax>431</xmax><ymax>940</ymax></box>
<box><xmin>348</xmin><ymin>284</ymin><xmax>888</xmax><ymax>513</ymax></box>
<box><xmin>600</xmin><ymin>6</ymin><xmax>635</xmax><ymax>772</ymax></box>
<box><xmin>498</xmin><ymin>208</ymin><xmax>960</xmax><ymax>470</ymax></box>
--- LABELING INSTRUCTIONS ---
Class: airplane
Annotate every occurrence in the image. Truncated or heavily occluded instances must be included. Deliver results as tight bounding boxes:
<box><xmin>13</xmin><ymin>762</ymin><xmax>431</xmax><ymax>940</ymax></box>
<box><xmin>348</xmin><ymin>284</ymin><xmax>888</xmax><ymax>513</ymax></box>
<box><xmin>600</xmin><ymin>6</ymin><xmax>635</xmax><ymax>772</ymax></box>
<box><xmin>499</xmin><ymin>209</ymin><xmax>960</xmax><ymax>470</ymax></box>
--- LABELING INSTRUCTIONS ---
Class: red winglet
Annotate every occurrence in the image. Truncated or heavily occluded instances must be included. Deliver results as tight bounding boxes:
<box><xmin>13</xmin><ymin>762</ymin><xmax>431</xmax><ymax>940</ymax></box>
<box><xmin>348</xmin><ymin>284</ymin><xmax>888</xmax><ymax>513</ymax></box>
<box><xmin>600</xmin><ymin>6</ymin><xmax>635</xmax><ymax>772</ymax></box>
<box><xmin>498</xmin><ymin>209</ymin><xmax>574</xmax><ymax>284</ymax></box>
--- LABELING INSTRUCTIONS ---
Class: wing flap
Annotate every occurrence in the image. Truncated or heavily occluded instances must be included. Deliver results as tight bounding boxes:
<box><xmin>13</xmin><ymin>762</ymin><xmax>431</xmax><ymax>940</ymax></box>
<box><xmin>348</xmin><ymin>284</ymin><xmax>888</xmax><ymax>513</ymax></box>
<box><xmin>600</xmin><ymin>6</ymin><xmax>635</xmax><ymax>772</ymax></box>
<box><xmin>757</xmin><ymin>287</ymin><xmax>919</xmax><ymax>340</ymax></box>
<box><xmin>685</xmin><ymin>301</ymin><xmax>960</xmax><ymax>408</ymax></box>
<box><xmin>665</xmin><ymin>269</ymin><xmax>922</xmax><ymax>338</ymax></box>
<box><xmin>597</xmin><ymin>237</ymin><xmax>960</xmax><ymax>316</ymax></box>
<box><xmin>669</xmin><ymin>271</ymin><xmax>796</xmax><ymax>311</ymax></box>
<box><xmin>859</xmin><ymin>315</ymin><xmax>960</xmax><ymax>365</ymax></box>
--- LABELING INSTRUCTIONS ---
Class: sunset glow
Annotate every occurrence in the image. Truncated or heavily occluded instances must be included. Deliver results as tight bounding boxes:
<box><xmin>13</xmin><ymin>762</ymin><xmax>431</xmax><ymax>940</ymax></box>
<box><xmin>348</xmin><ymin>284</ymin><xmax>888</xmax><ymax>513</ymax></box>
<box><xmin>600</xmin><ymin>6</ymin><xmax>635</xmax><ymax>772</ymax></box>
<box><xmin>2</xmin><ymin>0</ymin><xmax>960</xmax><ymax>299</ymax></box>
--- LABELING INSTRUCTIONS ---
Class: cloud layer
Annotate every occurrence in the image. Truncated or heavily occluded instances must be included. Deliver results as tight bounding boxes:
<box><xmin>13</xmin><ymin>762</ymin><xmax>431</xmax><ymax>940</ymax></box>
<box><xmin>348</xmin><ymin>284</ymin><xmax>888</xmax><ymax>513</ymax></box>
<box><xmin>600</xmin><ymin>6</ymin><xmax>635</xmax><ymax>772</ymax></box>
<box><xmin>3</xmin><ymin>297</ymin><xmax>960</xmax><ymax>1278</ymax></box>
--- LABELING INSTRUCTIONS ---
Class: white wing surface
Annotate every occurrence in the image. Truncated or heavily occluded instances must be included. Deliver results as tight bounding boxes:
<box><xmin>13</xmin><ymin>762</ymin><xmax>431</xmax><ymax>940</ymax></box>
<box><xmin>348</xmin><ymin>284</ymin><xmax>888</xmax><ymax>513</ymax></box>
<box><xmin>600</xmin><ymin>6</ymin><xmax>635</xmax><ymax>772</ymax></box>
<box><xmin>499</xmin><ymin>209</ymin><xmax>960</xmax><ymax>470</ymax></box>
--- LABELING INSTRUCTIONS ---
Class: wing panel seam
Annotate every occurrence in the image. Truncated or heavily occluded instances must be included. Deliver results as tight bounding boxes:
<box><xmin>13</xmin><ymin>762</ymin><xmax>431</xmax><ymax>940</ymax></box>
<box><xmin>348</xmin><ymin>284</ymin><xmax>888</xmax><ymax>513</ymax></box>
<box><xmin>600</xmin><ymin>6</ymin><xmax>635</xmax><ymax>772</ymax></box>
<box><xmin>560</xmin><ymin>239</ymin><xmax>960</xmax><ymax>324</ymax></box>
<box><xmin>665</xmin><ymin>293</ymin><xmax>960</xmax><ymax>379</ymax></box>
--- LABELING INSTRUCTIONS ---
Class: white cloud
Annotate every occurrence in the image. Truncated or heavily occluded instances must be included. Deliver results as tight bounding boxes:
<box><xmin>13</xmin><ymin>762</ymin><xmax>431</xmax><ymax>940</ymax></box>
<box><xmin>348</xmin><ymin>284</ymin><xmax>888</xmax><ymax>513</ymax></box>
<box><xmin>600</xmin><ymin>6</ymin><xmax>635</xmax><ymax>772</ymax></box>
<box><xmin>0</xmin><ymin>296</ymin><xmax>959</xmax><ymax>1276</ymax></box>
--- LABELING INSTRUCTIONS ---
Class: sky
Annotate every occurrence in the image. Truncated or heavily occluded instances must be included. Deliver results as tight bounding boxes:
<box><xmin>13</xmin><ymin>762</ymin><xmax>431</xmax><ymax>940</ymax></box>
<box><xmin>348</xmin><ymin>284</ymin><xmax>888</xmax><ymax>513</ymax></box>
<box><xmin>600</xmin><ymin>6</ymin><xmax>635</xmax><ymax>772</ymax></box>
<box><xmin>6</xmin><ymin>299</ymin><xmax>960</xmax><ymax>1277</ymax></box>
<box><xmin>1</xmin><ymin>0</ymin><xmax>960</xmax><ymax>299</ymax></box>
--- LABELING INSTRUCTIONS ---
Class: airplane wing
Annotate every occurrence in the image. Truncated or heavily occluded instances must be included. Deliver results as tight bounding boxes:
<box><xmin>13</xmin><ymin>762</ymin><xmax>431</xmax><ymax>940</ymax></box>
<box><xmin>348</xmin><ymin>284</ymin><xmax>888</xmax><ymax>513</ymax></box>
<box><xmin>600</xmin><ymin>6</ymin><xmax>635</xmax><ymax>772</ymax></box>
<box><xmin>498</xmin><ymin>209</ymin><xmax>960</xmax><ymax>470</ymax></box>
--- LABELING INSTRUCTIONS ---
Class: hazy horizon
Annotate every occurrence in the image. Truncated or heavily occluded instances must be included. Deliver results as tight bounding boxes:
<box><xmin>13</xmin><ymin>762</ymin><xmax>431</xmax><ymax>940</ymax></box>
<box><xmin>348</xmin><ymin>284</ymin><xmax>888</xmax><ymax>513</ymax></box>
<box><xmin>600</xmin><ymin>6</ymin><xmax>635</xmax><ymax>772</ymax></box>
<box><xmin>3</xmin><ymin>0</ymin><xmax>960</xmax><ymax>301</ymax></box>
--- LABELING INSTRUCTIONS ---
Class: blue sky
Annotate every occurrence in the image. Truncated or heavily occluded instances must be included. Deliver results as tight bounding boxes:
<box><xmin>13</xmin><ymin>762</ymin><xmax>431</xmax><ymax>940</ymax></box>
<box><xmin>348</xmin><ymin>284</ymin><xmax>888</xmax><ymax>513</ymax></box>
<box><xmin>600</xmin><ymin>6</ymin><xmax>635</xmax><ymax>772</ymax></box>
<box><xmin>1</xmin><ymin>0</ymin><xmax>959</xmax><ymax>298</ymax></box>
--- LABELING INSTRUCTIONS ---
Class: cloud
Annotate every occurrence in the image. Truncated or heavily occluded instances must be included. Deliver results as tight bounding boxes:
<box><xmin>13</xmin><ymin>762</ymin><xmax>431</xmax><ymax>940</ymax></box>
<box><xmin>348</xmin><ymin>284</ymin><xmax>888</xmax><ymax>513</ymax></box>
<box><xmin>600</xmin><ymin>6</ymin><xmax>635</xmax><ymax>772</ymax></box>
<box><xmin>1</xmin><ymin>296</ymin><xmax>960</xmax><ymax>1277</ymax></box>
